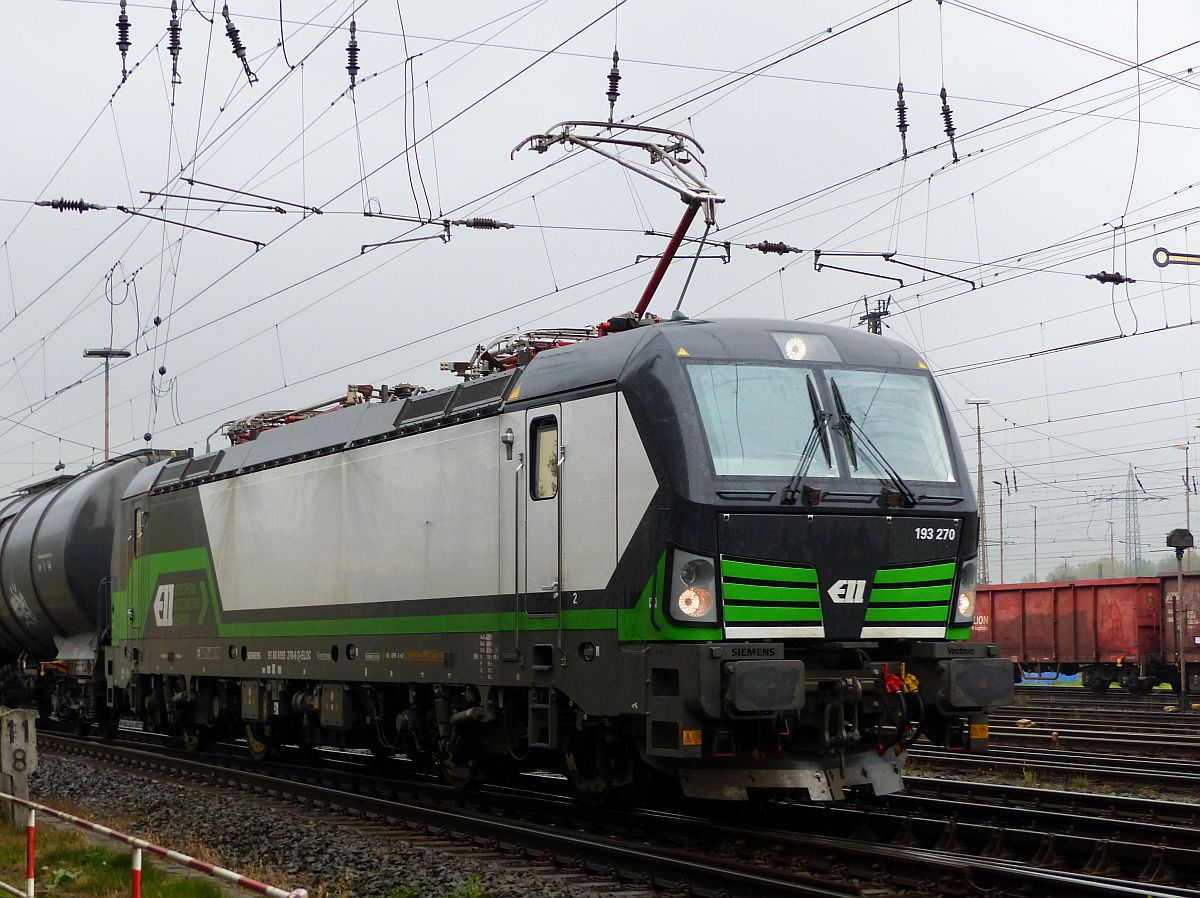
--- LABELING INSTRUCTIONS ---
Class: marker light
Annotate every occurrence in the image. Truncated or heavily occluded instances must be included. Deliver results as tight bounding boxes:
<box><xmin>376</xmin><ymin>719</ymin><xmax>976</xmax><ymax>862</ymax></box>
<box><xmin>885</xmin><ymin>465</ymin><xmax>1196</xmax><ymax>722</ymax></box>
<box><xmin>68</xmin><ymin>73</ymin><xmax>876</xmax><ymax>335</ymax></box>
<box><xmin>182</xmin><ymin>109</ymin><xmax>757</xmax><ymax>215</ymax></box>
<box><xmin>783</xmin><ymin>336</ymin><xmax>808</xmax><ymax>360</ymax></box>
<box><xmin>669</xmin><ymin>549</ymin><xmax>720</xmax><ymax>624</ymax></box>
<box><xmin>953</xmin><ymin>557</ymin><xmax>978</xmax><ymax>624</ymax></box>
<box><xmin>678</xmin><ymin>586</ymin><xmax>715</xmax><ymax>618</ymax></box>
<box><xmin>771</xmin><ymin>331</ymin><xmax>840</xmax><ymax>363</ymax></box>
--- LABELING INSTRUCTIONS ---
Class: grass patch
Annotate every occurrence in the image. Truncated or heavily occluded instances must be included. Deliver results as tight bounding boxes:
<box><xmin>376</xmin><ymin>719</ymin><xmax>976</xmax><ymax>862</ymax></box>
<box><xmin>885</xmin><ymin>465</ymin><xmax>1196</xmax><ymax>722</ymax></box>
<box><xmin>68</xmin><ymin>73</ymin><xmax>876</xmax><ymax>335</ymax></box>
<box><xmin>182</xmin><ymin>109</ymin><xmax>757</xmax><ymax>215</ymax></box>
<box><xmin>0</xmin><ymin>824</ymin><xmax>227</xmax><ymax>898</ymax></box>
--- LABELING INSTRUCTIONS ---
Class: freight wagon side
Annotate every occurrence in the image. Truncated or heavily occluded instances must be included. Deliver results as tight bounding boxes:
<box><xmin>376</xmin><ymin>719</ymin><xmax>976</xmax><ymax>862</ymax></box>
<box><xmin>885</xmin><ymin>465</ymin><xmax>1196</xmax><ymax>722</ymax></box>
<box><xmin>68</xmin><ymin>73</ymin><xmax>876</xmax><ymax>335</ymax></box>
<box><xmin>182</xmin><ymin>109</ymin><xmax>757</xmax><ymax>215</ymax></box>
<box><xmin>973</xmin><ymin>578</ymin><xmax>1171</xmax><ymax>693</ymax></box>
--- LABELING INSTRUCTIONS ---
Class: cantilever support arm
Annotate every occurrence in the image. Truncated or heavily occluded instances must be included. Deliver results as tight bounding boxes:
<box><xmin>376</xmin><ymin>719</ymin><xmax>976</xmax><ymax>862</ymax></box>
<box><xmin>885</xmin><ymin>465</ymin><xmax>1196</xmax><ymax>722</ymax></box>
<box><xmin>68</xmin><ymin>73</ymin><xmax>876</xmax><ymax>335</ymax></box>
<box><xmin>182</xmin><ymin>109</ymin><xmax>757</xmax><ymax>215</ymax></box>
<box><xmin>634</xmin><ymin>201</ymin><xmax>700</xmax><ymax>319</ymax></box>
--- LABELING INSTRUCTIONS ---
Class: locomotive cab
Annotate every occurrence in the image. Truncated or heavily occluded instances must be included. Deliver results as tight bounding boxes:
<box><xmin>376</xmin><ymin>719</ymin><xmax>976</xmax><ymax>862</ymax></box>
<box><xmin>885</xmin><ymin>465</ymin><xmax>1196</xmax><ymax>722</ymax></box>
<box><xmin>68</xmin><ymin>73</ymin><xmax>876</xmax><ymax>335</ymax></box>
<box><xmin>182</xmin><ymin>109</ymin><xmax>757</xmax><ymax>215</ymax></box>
<box><xmin>505</xmin><ymin>317</ymin><xmax>1013</xmax><ymax>800</ymax></box>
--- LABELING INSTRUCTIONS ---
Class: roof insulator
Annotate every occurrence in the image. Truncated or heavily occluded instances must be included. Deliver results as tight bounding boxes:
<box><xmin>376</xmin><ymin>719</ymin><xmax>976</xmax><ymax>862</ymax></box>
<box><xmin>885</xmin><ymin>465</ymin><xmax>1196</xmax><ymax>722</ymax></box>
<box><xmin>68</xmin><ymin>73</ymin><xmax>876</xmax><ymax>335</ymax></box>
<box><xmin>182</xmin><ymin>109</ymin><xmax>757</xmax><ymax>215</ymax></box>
<box><xmin>116</xmin><ymin>0</ymin><xmax>132</xmax><ymax>82</ymax></box>
<box><xmin>456</xmin><ymin>217</ymin><xmax>515</xmax><ymax>230</ymax></box>
<box><xmin>36</xmin><ymin>198</ymin><xmax>106</xmax><ymax>213</ymax></box>
<box><xmin>168</xmin><ymin>1</ymin><xmax>183</xmax><ymax>85</ymax></box>
<box><xmin>223</xmin><ymin>4</ymin><xmax>258</xmax><ymax>85</ymax></box>
<box><xmin>346</xmin><ymin>19</ymin><xmax>360</xmax><ymax>90</ymax></box>
<box><xmin>606</xmin><ymin>48</ymin><xmax>621</xmax><ymax>123</ymax></box>
<box><xmin>940</xmin><ymin>86</ymin><xmax>959</xmax><ymax>163</ymax></box>
<box><xmin>746</xmin><ymin>240</ymin><xmax>801</xmax><ymax>255</ymax></box>
<box><xmin>1085</xmin><ymin>270</ymin><xmax>1136</xmax><ymax>286</ymax></box>
<box><xmin>895</xmin><ymin>81</ymin><xmax>909</xmax><ymax>159</ymax></box>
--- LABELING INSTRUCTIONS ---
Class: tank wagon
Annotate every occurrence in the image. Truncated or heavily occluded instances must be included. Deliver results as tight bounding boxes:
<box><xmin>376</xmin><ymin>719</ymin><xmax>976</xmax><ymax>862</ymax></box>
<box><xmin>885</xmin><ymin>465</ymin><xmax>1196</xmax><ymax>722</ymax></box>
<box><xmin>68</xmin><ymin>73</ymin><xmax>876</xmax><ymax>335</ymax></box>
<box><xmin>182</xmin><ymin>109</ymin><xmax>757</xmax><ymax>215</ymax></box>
<box><xmin>973</xmin><ymin>575</ymin><xmax>1200</xmax><ymax>694</ymax></box>
<box><xmin>6</xmin><ymin>317</ymin><xmax>1011</xmax><ymax>802</ymax></box>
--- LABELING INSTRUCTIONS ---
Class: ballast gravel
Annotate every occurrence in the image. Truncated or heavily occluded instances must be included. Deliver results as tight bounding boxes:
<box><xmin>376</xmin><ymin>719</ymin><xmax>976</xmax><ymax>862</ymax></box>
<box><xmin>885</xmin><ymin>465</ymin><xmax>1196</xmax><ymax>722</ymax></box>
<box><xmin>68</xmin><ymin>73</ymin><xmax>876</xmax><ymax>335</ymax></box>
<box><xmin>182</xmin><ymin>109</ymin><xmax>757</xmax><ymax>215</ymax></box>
<box><xmin>30</xmin><ymin>755</ymin><xmax>601</xmax><ymax>898</ymax></box>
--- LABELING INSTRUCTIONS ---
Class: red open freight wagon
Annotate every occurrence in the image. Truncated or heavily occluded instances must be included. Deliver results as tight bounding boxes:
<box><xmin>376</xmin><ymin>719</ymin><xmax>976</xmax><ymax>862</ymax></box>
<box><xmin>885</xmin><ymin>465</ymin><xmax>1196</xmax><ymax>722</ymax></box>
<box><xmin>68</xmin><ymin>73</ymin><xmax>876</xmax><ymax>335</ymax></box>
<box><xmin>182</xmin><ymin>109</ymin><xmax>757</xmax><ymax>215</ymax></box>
<box><xmin>972</xmin><ymin>574</ymin><xmax>1200</xmax><ymax>694</ymax></box>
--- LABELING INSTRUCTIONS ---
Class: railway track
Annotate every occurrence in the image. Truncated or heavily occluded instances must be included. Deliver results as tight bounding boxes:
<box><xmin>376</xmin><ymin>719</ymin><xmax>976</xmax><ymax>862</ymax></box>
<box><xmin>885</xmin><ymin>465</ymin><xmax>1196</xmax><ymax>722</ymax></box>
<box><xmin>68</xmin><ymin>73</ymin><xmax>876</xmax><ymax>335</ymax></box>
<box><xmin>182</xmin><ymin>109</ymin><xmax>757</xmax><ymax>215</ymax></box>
<box><xmin>986</xmin><ymin>688</ymin><xmax>1200</xmax><ymax>758</ymax></box>
<box><xmin>987</xmin><ymin>723</ymin><xmax>1200</xmax><ymax>757</ymax></box>
<box><xmin>991</xmin><ymin>710</ymin><xmax>1200</xmax><ymax>734</ymax></box>
<box><xmin>907</xmin><ymin>743</ymin><xmax>1200</xmax><ymax>793</ymax></box>
<box><xmin>1010</xmin><ymin>685</ymin><xmax>1185</xmax><ymax>710</ymax></box>
<box><xmin>35</xmin><ymin>731</ymin><xmax>1200</xmax><ymax>897</ymax></box>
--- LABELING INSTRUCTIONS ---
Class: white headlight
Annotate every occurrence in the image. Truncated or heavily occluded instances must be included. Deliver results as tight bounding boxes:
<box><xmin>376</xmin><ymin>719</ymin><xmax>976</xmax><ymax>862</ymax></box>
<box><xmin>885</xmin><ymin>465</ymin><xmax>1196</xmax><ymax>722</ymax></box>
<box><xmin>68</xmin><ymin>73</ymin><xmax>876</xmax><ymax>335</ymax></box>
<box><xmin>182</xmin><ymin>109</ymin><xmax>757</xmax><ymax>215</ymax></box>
<box><xmin>953</xmin><ymin>558</ymin><xmax>978</xmax><ymax>623</ymax></box>
<box><xmin>670</xmin><ymin>549</ymin><xmax>720</xmax><ymax>624</ymax></box>
<box><xmin>678</xmin><ymin>586</ymin><xmax>715</xmax><ymax>618</ymax></box>
<box><xmin>783</xmin><ymin>335</ymin><xmax>808</xmax><ymax>360</ymax></box>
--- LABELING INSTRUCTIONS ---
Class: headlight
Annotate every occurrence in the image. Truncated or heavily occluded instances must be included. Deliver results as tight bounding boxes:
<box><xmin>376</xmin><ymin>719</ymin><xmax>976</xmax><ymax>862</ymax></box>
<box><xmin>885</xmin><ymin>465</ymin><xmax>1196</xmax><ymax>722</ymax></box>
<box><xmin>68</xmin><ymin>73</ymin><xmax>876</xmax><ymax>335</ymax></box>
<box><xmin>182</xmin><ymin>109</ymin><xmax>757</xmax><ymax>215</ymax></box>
<box><xmin>678</xmin><ymin>587</ymin><xmax>715</xmax><ymax>618</ymax></box>
<box><xmin>953</xmin><ymin>558</ymin><xmax>977</xmax><ymax>623</ymax></box>
<box><xmin>670</xmin><ymin>550</ymin><xmax>719</xmax><ymax>624</ymax></box>
<box><xmin>680</xmin><ymin>558</ymin><xmax>714</xmax><ymax>586</ymax></box>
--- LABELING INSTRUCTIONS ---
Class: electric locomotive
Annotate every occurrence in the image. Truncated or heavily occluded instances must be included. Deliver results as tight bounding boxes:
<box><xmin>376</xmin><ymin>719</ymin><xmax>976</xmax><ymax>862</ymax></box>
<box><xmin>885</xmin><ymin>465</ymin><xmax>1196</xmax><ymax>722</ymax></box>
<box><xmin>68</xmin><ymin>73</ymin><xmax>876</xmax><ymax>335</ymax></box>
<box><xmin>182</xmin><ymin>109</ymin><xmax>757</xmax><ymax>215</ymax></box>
<box><xmin>2</xmin><ymin>315</ymin><xmax>1011</xmax><ymax>803</ymax></box>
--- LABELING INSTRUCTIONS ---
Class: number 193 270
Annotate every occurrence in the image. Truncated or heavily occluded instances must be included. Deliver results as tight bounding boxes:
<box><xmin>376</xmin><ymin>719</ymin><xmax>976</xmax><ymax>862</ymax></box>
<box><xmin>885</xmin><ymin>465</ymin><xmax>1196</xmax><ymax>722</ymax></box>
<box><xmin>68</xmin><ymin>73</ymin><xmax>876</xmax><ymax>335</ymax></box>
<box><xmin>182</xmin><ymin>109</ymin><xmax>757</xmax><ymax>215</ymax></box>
<box><xmin>915</xmin><ymin>527</ymin><xmax>956</xmax><ymax>541</ymax></box>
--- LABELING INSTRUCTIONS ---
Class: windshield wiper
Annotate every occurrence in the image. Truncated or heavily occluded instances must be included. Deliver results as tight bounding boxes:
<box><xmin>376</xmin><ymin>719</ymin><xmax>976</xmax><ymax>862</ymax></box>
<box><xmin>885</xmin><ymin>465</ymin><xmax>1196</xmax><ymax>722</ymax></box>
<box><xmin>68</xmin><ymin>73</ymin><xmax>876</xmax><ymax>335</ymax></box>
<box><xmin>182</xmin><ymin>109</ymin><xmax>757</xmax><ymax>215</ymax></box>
<box><xmin>781</xmin><ymin>377</ymin><xmax>831</xmax><ymax>506</ymax></box>
<box><xmin>830</xmin><ymin>377</ymin><xmax>919</xmax><ymax>508</ymax></box>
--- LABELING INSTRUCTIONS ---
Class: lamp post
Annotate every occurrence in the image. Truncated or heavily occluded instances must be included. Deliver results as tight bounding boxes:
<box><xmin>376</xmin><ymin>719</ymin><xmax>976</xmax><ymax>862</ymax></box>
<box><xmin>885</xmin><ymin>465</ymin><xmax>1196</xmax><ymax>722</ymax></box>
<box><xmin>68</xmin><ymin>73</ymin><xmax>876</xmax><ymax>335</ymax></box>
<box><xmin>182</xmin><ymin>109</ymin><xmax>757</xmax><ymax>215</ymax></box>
<box><xmin>966</xmin><ymin>399</ymin><xmax>990</xmax><ymax>583</ymax></box>
<box><xmin>1177</xmin><ymin>442</ymin><xmax>1193</xmax><ymax>571</ymax></box>
<box><xmin>991</xmin><ymin>480</ymin><xmax>1005</xmax><ymax>583</ymax></box>
<box><xmin>1167</xmin><ymin>528</ymin><xmax>1194</xmax><ymax>702</ymax></box>
<box><xmin>1030</xmin><ymin>503</ymin><xmax>1038</xmax><ymax>581</ymax></box>
<box><xmin>83</xmin><ymin>348</ymin><xmax>131</xmax><ymax>460</ymax></box>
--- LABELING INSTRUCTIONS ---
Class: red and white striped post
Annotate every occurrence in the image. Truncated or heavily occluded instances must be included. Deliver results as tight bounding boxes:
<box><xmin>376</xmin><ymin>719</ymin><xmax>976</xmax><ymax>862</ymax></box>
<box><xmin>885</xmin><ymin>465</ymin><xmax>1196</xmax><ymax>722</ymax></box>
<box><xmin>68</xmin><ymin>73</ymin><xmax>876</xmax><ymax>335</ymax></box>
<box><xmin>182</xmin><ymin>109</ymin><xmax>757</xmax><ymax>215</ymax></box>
<box><xmin>130</xmin><ymin>847</ymin><xmax>142</xmax><ymax>898</ymax></box>
<box><xmin>24</xmin><ymin>808</ymin><xmax>34</xmax><ymax>898</ymax></box>
<box><xmin>0</xmin><ymin>791</ymin><xmax>305</xmax><ymax>898</ymax></box>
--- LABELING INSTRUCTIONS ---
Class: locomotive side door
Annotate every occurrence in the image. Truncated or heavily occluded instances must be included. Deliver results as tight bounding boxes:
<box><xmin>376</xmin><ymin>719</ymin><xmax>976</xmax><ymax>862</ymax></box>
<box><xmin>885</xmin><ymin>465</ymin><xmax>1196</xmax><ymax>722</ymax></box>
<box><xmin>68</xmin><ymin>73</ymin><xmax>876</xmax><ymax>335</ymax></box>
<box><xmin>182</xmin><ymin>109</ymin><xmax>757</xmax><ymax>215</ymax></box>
<box><xmin>524</xmin><ymin>405</ymin><xmax>562</xmax><ymax>616</ymax></box>
<box><xmin>128</xmin><ymin>501</ymin><xmax>149</xmax><ymax>644</ymax></box>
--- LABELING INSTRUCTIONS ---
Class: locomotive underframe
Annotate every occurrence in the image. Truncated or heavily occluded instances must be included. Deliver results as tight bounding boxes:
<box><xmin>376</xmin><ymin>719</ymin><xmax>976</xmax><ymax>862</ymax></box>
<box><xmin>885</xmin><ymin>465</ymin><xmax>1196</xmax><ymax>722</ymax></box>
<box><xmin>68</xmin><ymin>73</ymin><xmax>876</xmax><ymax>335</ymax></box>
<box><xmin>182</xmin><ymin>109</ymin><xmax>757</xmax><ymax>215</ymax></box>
<box><xmin>96</xmin><ymin>628</ymin><xmax>1008</xmax><ymax>801</ymax></box>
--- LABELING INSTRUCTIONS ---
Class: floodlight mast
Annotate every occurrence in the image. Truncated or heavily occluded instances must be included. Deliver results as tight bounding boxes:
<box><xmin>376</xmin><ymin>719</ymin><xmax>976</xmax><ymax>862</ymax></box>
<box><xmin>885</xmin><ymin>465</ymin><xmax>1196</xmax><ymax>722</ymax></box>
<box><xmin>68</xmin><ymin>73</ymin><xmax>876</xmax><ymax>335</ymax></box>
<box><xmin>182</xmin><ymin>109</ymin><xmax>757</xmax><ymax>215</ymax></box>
<box><xmin>512</xmin><ymin>122</ymin><xmax>725</xmax><ymax>319</ymax></box>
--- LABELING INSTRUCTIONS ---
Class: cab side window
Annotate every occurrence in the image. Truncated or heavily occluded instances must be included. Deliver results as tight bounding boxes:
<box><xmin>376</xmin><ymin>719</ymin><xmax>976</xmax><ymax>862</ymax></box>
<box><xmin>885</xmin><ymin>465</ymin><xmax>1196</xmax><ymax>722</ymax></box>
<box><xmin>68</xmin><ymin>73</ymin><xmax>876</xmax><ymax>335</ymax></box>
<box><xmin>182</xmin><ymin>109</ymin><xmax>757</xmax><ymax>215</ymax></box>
<box><xmin>530</xmin><ymin>418</ymin><xmax>559</xmax><ymax>500</ymax></box>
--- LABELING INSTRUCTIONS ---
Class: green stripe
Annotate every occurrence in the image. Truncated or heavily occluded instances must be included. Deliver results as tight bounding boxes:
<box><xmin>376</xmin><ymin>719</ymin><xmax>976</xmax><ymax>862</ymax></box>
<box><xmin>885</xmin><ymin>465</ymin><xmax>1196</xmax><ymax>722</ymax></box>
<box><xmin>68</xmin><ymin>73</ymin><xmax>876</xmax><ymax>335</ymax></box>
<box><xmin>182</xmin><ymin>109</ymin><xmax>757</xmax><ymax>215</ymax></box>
<box><xmin>616</xmin><ymin>553</ymin><xmax>722</xmax><ymax>642</ymax></box>
<box><xmin>723</xmin><ymin>606</ymin><xmax>822</xmax><ymax>623</ymax></box>
<box><xmin>946</xmin><ymin>625</ymin><xmax>972</xmax><ymax>640</ymax></box>
<box><xmin>865</xmin><ymin>605</ymin><xmax>949</xmax><ymax>622</ymax></box>
<box><xmin>720</xmin><ymin>559</ymin><xmax>818</xmax><ymax>584</ymax></box>
<box><xmin>121</xmin><ymin>547</ymin><xmax>724</xmax><ymax>645</ymax></box>
<box><xmin>722</xmin><ymin>582</ymin><xmax>820</xmax><ymax>603</ymax></box>
<box><xmin>873</xmin><ymin>561</ymin><xmax>956</xmax><ymax>583</ymax></box>
<box><xmin>868</xmin><ymin>584</ymin><xmax>954</xmax><ymax>603</ymax></box>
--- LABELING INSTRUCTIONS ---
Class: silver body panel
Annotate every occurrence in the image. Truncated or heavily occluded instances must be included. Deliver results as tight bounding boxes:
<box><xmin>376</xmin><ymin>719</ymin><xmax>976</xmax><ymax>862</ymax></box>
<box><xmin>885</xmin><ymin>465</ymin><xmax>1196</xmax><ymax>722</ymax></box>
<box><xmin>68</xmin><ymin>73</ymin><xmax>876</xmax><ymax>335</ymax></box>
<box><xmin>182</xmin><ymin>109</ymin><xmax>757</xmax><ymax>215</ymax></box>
<box><xmin>200</xmin><ymin>393</ymin><xmax>657</xmax><ymax>612</ymax></box>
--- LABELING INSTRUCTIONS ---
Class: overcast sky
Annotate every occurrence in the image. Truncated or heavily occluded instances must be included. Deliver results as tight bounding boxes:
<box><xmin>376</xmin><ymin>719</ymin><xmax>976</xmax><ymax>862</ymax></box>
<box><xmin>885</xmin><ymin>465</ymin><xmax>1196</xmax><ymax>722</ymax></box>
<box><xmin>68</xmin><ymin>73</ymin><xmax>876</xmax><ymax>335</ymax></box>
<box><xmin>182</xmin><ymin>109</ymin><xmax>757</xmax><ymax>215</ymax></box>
<box><xmin>1</xmin><ymin>1</ymin><xmax>1198</xmax><ymax>581</ymax></box>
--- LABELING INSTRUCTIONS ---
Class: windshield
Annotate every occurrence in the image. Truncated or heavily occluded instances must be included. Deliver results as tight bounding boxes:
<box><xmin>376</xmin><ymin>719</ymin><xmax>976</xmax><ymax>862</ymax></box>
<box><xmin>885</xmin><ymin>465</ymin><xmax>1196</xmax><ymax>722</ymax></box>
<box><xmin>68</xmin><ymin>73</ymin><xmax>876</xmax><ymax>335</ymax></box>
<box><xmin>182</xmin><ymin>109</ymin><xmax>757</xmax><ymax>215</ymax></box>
<box><xmin>687</xmin><ymin>363</ymin><xmax>956</xmax><ymax>483</ymax></box>
<box><xmin>686</xmin><ymin>364</ymin><xmax>837</xmax><ymax>477</ymax></box>
<box><xmin>830</xmin><ymin>369</ymin><xmax>956</xmax><ymax>483</ymax></box>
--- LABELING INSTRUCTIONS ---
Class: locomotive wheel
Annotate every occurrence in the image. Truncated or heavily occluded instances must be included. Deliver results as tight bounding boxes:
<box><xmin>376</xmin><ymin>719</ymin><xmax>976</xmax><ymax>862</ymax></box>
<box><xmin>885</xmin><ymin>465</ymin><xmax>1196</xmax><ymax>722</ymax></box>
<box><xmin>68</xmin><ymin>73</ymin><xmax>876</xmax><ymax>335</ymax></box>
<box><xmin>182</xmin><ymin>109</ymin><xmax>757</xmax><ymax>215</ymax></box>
<box><xmin>370</xmin><ymin>743</ymin><xmax>396</xmax><ymax>762</ymax></box>
<box><xmin>1081</xmin><ymin>670</ymin><xmax>1111</xmax><ymax>694</ymax></box>
<box><xmin>436</xmin><ymin>751</ymin><xmax>480</xmax><ymax>790</ymax></box>
<box><xmin>245</xmin><ymin>723</ymin><xmax>275</xmax><ymax>761</ymax></box>
<box><xmin>564</xmin><ymin>731</ymin><xmax>633</xmax><ymax>808</ymax></box>
<box><xmin>97</xmin><ymin>713</ymin><xmax>119</xmax><ymax>741</ymax></box>
<box><xmin>179</xmin><ymin>724</ymin><xmax>209</xmax><ymax>752</ymax></box>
